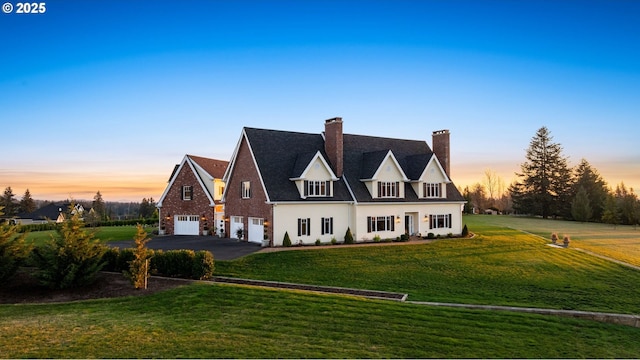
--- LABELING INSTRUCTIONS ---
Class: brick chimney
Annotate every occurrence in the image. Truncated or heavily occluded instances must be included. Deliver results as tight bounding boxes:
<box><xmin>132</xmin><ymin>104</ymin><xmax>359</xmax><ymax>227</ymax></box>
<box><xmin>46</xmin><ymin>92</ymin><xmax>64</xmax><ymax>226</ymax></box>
<box><xmin>324</xmin><ymin>117</ymin><xmax>343</xmax><ymax>177</ymax></box>
<box><xmin>432</xmin><ymin>129</ymin><xmax>450</xmax><ymax>176</ymax></box>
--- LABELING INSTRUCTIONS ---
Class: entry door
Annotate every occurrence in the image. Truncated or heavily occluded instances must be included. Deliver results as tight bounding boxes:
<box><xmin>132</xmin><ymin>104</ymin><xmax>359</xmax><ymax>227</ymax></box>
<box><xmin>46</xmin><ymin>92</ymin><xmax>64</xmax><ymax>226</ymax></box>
<box><xmin>405</xmin><ymin>215</ymin><xmax>414</xmax><ymax>235</ymax></box>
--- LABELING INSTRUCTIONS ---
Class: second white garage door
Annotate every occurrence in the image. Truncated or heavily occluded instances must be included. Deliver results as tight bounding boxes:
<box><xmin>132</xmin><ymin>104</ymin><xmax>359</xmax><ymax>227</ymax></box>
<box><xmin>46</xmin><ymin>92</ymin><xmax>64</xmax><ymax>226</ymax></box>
<box><xmin>175</xmin><ymin>215</ymin><xmax>200</xmax><ymax>235</ymax></box>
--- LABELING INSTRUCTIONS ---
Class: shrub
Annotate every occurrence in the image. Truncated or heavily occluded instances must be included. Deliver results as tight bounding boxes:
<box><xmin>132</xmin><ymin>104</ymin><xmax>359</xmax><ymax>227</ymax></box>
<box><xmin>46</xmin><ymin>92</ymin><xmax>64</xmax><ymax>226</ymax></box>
<box><xmin>373</xmin><ymin>235</ymin><xmax>381</xmax><ymax>242</ymax></box>
<box><xmin>315</xmin><ymin>239</ymin><xmax>322</xmax><ymax>246</ymax></box>
<box><xmin>101</xmin><ymin>247</ymin><xmax>121</xmax><ymax>272</ymax></box>
<box><xmin>344</xmin><ymin>228</ymin><xmax>354</xmax><ymax>244</ymax></box>
<box><xmin>427</xmin><ymin>233</ymin><xmax>435</xmax><ymax>239</ymax></box>
<box><xmin>399</xmin><ymin>234</ymin><xmax>409</xmax><ymax>242</ymax></box>
<box><xmin>0</xmin><ymin>220</ymin><xmax>32</xmax><ymax>282</ymax></box>
<box><xmin>31</xmin><ymin>212</ymin><xmax>107</xmax><ymax>289</ymax></box>
<box><xmin>461</xmin><ymin>224</ymin><xmax>469</xmax><ymax>237</ymax></box>
<box><xmin>153</xmin><ymin>250</ymin><xmax>196</xmax><ymax>278</ymax></box>
<box><xmin>124</xmin><ymin>224</ymin><xmax>152</xmax><ymax>289</ymax></box>
<box><xmin>330</xmin><ymin>237</ymin><xmax>337</xmax><ymax>245</ymax></box>
<box><xmin>283</xmin><ymin>231</ymin><xmax>292</xmax><ymax>247</ymax></box>
<box><xmin>192</xmin><ymin>251</ymin><xmax>214</xmax><ymax>280</ymax></box>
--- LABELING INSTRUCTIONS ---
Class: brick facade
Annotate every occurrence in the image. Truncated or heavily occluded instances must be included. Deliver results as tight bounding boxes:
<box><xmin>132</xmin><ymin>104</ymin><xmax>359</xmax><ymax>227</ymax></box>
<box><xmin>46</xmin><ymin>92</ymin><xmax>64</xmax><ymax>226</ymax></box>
<box><xmin>160</xmin><ymin>163</ymin><xmax>217</xmax><ymax>235</ymax></box>
<box><xmin>224</xmin><ymin>136</ymin><xmax>273</xmax><ymax>243</ymax></box>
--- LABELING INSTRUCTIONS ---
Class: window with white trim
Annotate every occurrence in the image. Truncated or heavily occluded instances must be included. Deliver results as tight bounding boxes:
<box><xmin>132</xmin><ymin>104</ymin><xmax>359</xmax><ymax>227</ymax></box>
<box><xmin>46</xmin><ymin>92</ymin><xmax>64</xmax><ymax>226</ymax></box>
<box><xmin>367</xmin><ymin>215</ymin><xmax>396</xmax><ymax>232</ymax></box>
<box><xmin>297</xmin><ymin>218</ymin><xmax>310</xmax><ymax>236</ymax></box>
<box><xmin>321</xmin><ymin>217</ymin><xmax>333</xmax><ymax>235</ymax></box>
<box><xmin>378</xmin><ymin>181</ymin><xmax>399</xmax><ymax>198</ymax></box>
<box><xmin>304</xmin><ymin>180</ymin><xmax>331</xmax><ymax>197</ymax></box>
<box><xmin>423</xmin><ymin>183</ymin><xmax>441</xmax><ymax>198</ymax></box>
<box><xmin>241</xmin><ymin>181</ymin><xmax>251</xmax><ymax>199</ymax></box>
<box><xmin>429</xmin><ymin>214</ymin><xmax>452</xmax><ymax>229</ymax></box>
<box><xmin>182</xmin><ymin>185</ymin><xmax>193</xmax><ymax>200</ymax></box>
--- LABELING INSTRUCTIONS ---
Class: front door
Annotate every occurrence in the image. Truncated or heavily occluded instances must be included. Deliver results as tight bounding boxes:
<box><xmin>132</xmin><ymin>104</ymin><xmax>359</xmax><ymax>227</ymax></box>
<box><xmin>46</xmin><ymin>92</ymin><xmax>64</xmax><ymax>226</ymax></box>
<box><xmin>404</xmin><ymin>215</ymin><xmax>413</xmax><ymax>235</ymax></box>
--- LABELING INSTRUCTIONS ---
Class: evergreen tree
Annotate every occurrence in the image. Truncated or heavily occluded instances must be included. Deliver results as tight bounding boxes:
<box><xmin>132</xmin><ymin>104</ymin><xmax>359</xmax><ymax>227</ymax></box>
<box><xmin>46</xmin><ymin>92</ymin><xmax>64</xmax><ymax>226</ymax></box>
<box><xmin>0</xmin><ymin>187</ymin><xmax>18</xmax><ymax>217</ymax></box>
<box><xmin>0</xmin><ymin>206</ymin><xmax>32</xmax><ymax>282</ymax></box>
<box><xmin>510</xmin><ymin>127</ymin><xmax>572</xmax><ymax>218</ymax></box>
<box><xmin>572</xmin><ymin>159</ymin><xmax>608</xmax><ymax>221</ymax></box>
<box><xmin>32</xmin><ymin>208</ymin><xmax>107</xmax><ymax>289</ymax></box>
<box><xmin>19</xmin><ymin>189</ymin><xmax>36</xmax><ymax>214</ymax></box>
<box><xmin>615</xmin><ymin>183</ymin><xmax>638</xmax><ymax>226</ymax></box>
<box><xmin>601</xmin><ymin>193</ymin><xmax>620</xmax><ymax>228</ymax></box>
<box><xmin>92</xmin><ymin>191</ymin><xmax>106</xmax><ymax>221</ymax></box>
<box><xmin>571</xmin><ymin>186</ymin><xmax>593</xmax><ymax>222</ymax></box>
<box><xmin>124</xmin><ymin>224</ymin><xmax>152</xmax><ymax>289</ymax></box>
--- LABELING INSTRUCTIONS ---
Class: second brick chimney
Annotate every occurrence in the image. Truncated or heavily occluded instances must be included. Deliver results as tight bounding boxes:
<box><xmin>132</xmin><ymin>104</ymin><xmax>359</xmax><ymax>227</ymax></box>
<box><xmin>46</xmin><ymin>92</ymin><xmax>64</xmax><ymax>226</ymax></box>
<box><xmin>432</xmin><ymin>129</ymin><xmax>450</xmax><ymax>177</ymax></box>
<box><xmin>324</xmin><ymin>117</ymin><xmax>343</xmax><ymax>177</ymax></box>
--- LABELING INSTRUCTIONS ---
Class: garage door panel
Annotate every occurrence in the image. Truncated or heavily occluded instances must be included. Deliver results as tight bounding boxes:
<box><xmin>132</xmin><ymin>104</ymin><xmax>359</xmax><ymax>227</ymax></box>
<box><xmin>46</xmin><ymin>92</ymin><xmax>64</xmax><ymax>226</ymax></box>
<box><xmin>175</xmin><ymin>215</ymin><xmax>199</xmax><ymax>235</ymax></box>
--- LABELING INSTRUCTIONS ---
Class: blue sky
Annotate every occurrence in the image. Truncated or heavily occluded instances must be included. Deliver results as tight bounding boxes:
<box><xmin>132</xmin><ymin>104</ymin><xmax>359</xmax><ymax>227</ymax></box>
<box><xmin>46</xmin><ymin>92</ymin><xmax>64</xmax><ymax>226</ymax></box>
<box><xmin>1</xmin><ymin>0</ymin><xmax>638</xmax><ymax>201</ymax></box>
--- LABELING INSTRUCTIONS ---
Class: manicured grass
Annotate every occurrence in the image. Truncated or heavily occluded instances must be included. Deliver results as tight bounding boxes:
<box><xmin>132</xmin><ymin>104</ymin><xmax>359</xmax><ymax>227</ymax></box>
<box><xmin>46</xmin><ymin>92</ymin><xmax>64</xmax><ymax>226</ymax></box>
<box><xmin>24</xmin><ymin>225</ymin><xmax>155</xmax><ymax>246</ymax></box>
<box><xmin>465</xmin><ymin>215</ymin><xmax>640</xmax><ymax>267</ymax></box>
<box><xmin>216</xmin><ymin>221</ymin><xmax>640</xmax><ymax>314</ymax></box>
<box><xmin>1</xmin><ymin>284</ymin><xmax>639</xmax><ymax>358</ymax></box>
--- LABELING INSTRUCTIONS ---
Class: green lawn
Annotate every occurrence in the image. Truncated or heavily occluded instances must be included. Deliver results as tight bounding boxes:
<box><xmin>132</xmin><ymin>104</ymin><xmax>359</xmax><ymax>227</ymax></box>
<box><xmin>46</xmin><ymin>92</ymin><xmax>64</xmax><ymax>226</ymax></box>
<box><xmin>3</xmin><ymin>217</ymin><xmax>640</xmax><ymax>358</ymax></box>
<box><xmin>216</xmin><ymin>221</ymin><xmax>640</xmax><ymax>314</ymax></box>
<box><xmin>1</xmin><ymin>284</ymin><xmax>639</xmax><ymax>358</ymax></box>
<box><xmin>464</xmin><ymin>215</ymin><xmax>640</xmax><ymax>267</ymax></box>
<box><xmin>24</xmin><ymin>225</ymin><xmax>155</xmax><ymax>246</ymax></box>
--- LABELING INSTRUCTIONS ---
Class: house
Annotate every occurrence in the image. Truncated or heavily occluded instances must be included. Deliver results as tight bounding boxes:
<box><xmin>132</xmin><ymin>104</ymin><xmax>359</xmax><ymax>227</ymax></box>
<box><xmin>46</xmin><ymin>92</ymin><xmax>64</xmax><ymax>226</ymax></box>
<box><xmin>157</xmin><ymin>154</ymin><xmax>228</xmax><ymax>235</ymax></box>
<box><xmin>14</xmin><ymin>202</ymin><xmax>86</xmax><ymax>225</ymax></box>
<box><xmin>222</xmin><ymin>117</ymin><xmax>465</xmax><ymax>246</ymax></box>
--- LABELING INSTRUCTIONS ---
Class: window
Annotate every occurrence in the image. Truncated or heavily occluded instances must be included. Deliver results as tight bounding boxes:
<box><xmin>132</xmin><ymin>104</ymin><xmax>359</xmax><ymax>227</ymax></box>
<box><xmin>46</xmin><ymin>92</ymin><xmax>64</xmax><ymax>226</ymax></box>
<box><xmin>241</xmin><ymin>181</ymin><xmax>251</xmax><ymax>198</ymax></box>
<box><xmin>366</xmin><ymin>215</ymin><xmax>396</xmax><ymax>232</ymax></box>
<box><xmin>304</xmin><ymin>180</ymin><xmax>330</xmax><ymax>197</ymax></box>
<box><xmin>182</xmin><ymin>185</ymin><xmax>193</xmax><ymax>200</ymax></box>
<box><xmin>378</xmin><ymin>181</ymin><xmax>399</xmax><ymax>198</ymax></box>
<box><xmin>423</xmin><ymin>183</ymin><xmax>441</xmax><ymax>198</ymax></box>
<box><xmin>321</xmin><ymin>217</ymin><xmax>333</xmax><ymax>235</ymax></box>
<box><xmin>298</xmin><ymin>218</ymin><xmax>310</xmax><ymax>236</ymax></box>
<box><xmin>429</xmin><ymin>214</ymin><xmax>452</xmax><ymax>229</ymax></box>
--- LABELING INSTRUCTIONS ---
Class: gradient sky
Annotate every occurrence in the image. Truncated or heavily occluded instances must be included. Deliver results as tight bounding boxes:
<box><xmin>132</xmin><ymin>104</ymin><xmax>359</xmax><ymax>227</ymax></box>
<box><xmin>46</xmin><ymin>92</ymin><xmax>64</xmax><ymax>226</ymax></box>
<box><xmin>1</xmin><ymin>0</ymin><xmax>638</xmax><ymax>202</ymax></box>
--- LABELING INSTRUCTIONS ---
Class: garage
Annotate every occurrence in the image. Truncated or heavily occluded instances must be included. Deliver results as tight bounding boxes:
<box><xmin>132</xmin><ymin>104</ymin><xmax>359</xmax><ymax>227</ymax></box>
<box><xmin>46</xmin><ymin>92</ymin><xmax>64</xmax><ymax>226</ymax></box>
<box><xmin>248</xmin><ymin>217</ymin><xmax>264</xmax><ymax>244</ymax></box>
<box><xmin>174</xmin><ymin>215</ymin><xmax>200</xmax><ymax>235</ymax></box>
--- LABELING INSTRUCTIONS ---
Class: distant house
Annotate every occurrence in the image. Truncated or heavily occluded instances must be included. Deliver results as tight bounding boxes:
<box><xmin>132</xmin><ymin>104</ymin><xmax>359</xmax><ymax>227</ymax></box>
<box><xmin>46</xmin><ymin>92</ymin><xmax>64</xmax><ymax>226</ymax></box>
<box><xmin>222</xmin><ymin>117</ymin><xmax>466</xmax><ymax>246</ymax></box>
<box><xmin>14</xmin><ymin>202</ymin><xmax>86</xmax><ymax>225</ymax></box>
<box><xmin>157</xmin><ymin>155</ymin><xmax>228</xmax><ymax>236</ymax></box>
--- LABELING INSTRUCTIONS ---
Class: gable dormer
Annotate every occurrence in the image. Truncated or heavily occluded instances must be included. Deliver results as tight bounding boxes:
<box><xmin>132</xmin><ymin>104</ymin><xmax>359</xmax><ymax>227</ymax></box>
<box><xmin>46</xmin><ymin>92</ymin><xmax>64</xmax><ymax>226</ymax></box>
<box><xmin>290</xmin><ymin>151</ymin><xmax>339</xmax><ymax>199</ymax></box>
<box><xmin>360</xmin><ymin>150</ymin><xmax>409</xmax><ymax>199</ymax></box>
<box><xmin>411</xmin><ymin>154</ymin><xmax>451</xmax><ymax>199</ymax></box>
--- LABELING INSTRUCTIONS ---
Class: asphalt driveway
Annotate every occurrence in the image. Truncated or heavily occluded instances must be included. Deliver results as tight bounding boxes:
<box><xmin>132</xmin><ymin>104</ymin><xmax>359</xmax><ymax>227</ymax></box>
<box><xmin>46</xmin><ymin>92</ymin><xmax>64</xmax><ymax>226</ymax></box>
<box><xmin>108</xmin><ymin>235</ymin><xmax>263</xmax><ymax>260</ymax></box>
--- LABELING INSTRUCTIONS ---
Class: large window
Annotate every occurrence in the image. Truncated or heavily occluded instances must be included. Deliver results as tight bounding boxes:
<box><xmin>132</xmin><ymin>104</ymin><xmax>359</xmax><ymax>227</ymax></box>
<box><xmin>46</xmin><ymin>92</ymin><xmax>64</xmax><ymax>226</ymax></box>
<box><xmin>423</xmin><ymin>183</ymin><xmax>441</xmax><ymax>198</ymax></box>
<box><xmin>241</xmin><ymin>181</ymin><xmax>251</xmax><ymax>199</ymax></box>
<box><xmin>367</xmin><ymin>215</ymin><xmax>395</xmax><ymax>232</ymax></box>
<box><xmin>429</xmin><ymin>214</ymin><xmax>452</xmax><ymax>229</ymax></box>
<box><xmin>182</xmin><ymin>185</ymin><xmax>193</xmax><ymax>200</ymax></box>
<box><xmin>305</xmin><ymin>180</ymin><xmax>330</xmax><ymax>197</ymax></box>
<box><xmin>298</xmin><ymin>218</ymin><xmax>310</xmax><ymax>236</ymax></box>
<box><xmin>321</xmin><ymin>217</ymin><xmax>333</xmax><ymax>235</ymax></box>
<box><xmin>378</xmin><ymin>181</ymin><xmax>399</xmax><ymax>198</ymax></box>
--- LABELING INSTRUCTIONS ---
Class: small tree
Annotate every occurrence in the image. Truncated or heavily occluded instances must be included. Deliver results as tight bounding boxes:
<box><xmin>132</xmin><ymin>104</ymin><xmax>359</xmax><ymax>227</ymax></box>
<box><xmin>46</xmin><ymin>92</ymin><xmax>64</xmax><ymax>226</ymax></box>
<box><xmin>124</xmin><ymin>224</ymin><xmax>152</xmax><ymax>289</ymax></box>
<box><xmin>283</xmin><ymin>231</ymin><xmax>292</xmax><ymax>247</ymax></box>
<box><xmin>571</xmin><ymin>186</ymin><xmax>593</xmax><ymax>222</ymax></box>
<box><xmin>344</xmin><ymin>227</ymin><xmax>354</xmax><ymax>244</ymax></box>
<box><xmin>32</xmin><ymin>208</ymin><xmax>107</xmax><ymax>289</ymax></box>
<box><xmin>0</xmin><ymin>206</ymin><xmax>32</xmax><ymax>282</ymax></box>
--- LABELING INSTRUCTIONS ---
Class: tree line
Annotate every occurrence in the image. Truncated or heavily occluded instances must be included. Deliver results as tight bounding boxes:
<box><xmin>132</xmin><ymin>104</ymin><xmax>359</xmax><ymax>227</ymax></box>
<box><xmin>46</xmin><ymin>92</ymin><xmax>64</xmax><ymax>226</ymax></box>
<box><xmin>0</xmin><ymin>188</ymin><xmax>158</xmax><ymax>221</ymax></box>
<box><xmin>462</xmin><ymin>126</ymin><xmax>639</xmax><ymax>226</ymax></box>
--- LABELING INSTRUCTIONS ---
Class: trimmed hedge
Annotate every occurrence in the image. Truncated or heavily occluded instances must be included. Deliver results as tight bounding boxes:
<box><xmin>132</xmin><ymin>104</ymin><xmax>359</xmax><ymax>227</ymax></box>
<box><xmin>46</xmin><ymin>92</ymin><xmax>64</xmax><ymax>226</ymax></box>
<box><xmin>18</xmin><ymin>218</ymin><xmax>158</xmax><ymax>233</ymax></box>
<box><xmin>102</xmin><ymin>248</ymin><xmax>214</xmax><ymax>280</ymax></box>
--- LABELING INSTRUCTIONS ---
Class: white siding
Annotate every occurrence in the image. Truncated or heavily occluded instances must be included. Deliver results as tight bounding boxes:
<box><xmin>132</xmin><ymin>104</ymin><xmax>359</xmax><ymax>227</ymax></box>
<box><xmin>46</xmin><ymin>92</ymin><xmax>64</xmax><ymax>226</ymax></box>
<box><xmin>272</xmin><ymin>203</ymin><xmax>352</xmax><ymax>246</ymax></box>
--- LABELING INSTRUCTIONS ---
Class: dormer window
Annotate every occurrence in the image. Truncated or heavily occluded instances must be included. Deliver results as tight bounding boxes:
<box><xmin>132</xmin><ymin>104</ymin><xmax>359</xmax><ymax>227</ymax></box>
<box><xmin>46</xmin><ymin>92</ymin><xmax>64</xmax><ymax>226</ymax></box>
<box><xmin>423</xmin><ymin>183</ymin><xmax>441</xmax><ymax>198</ymax></box>
<box><xmin>378</xmin><ymin>181</ymin><xmax>400</xmax><ymax>198</ymax></box>
<box><xmin>305</xmin><ymin>180</ymin><xmax>331</xmax><ymax>197</ymax></box>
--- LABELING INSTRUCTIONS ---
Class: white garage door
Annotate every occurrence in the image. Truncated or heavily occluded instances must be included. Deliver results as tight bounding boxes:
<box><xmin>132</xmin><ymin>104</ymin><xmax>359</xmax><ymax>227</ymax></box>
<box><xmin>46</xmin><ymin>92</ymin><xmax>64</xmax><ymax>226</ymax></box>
<box><xmin>175</xmin><ymin>215</ymin><xmax>200</xmax><ymax>235</ymax></box>
<box><xmin>248</xmin><ymin>217</ymin><xmax>264</xmax><ymax>244</ymax></box>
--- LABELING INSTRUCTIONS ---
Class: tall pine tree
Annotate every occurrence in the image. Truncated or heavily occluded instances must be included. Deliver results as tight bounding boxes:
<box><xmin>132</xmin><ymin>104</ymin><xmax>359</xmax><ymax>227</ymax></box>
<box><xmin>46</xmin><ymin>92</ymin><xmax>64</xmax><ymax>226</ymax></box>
<box><xmin>509</xmin><ymin>127</ymin><xmax>572</xmax><ymax>219</ymax></box>
<box><xmin>19</xmin><ymin>189</ymin><xmax>36</xmax><ymax>214</ymax></box>
<box><xmin>572</xmin><ymin>159</ymin><xmax>608</xmax><ymax>221</ymax></box>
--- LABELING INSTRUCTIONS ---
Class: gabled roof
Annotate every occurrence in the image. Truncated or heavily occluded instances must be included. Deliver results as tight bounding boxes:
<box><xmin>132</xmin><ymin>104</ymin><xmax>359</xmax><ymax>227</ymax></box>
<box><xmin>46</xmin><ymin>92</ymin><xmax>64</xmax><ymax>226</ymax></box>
<box><xmin>231</xmin><ymin>127</ymin><xmax>464</xmax><ymax>203</ymax></box>
<box><xmin>290</xmin><ymin>151</ymin><xmax>339</xmax><ymax>180</ymax></box>
<box><xmin>157</xmin><ymin>154</ymin><xmax>229</xmax><ymax>207</ymax></box>
<box><xmin>238</xmin><ymin>128</ymin><xmax>352</xmax><ymax>202</ymax></box>
<box><xmin>17</xmin><ymin>202</ymin><xmax>70</xmax><ymax>221</ymax></box>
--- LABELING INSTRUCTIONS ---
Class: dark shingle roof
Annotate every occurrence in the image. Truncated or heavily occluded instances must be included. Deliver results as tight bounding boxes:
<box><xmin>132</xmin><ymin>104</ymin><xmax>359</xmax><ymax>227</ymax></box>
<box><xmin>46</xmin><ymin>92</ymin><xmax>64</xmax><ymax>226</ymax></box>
<box><xmin>18</xmin><ymin>202</ymin><xmax>70</xmax><ymax>221</ymax></box>
<box><xmin>244</xmin><ymin>128</ymin><xmax>464</xmax><ymax>203</ymax></box>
